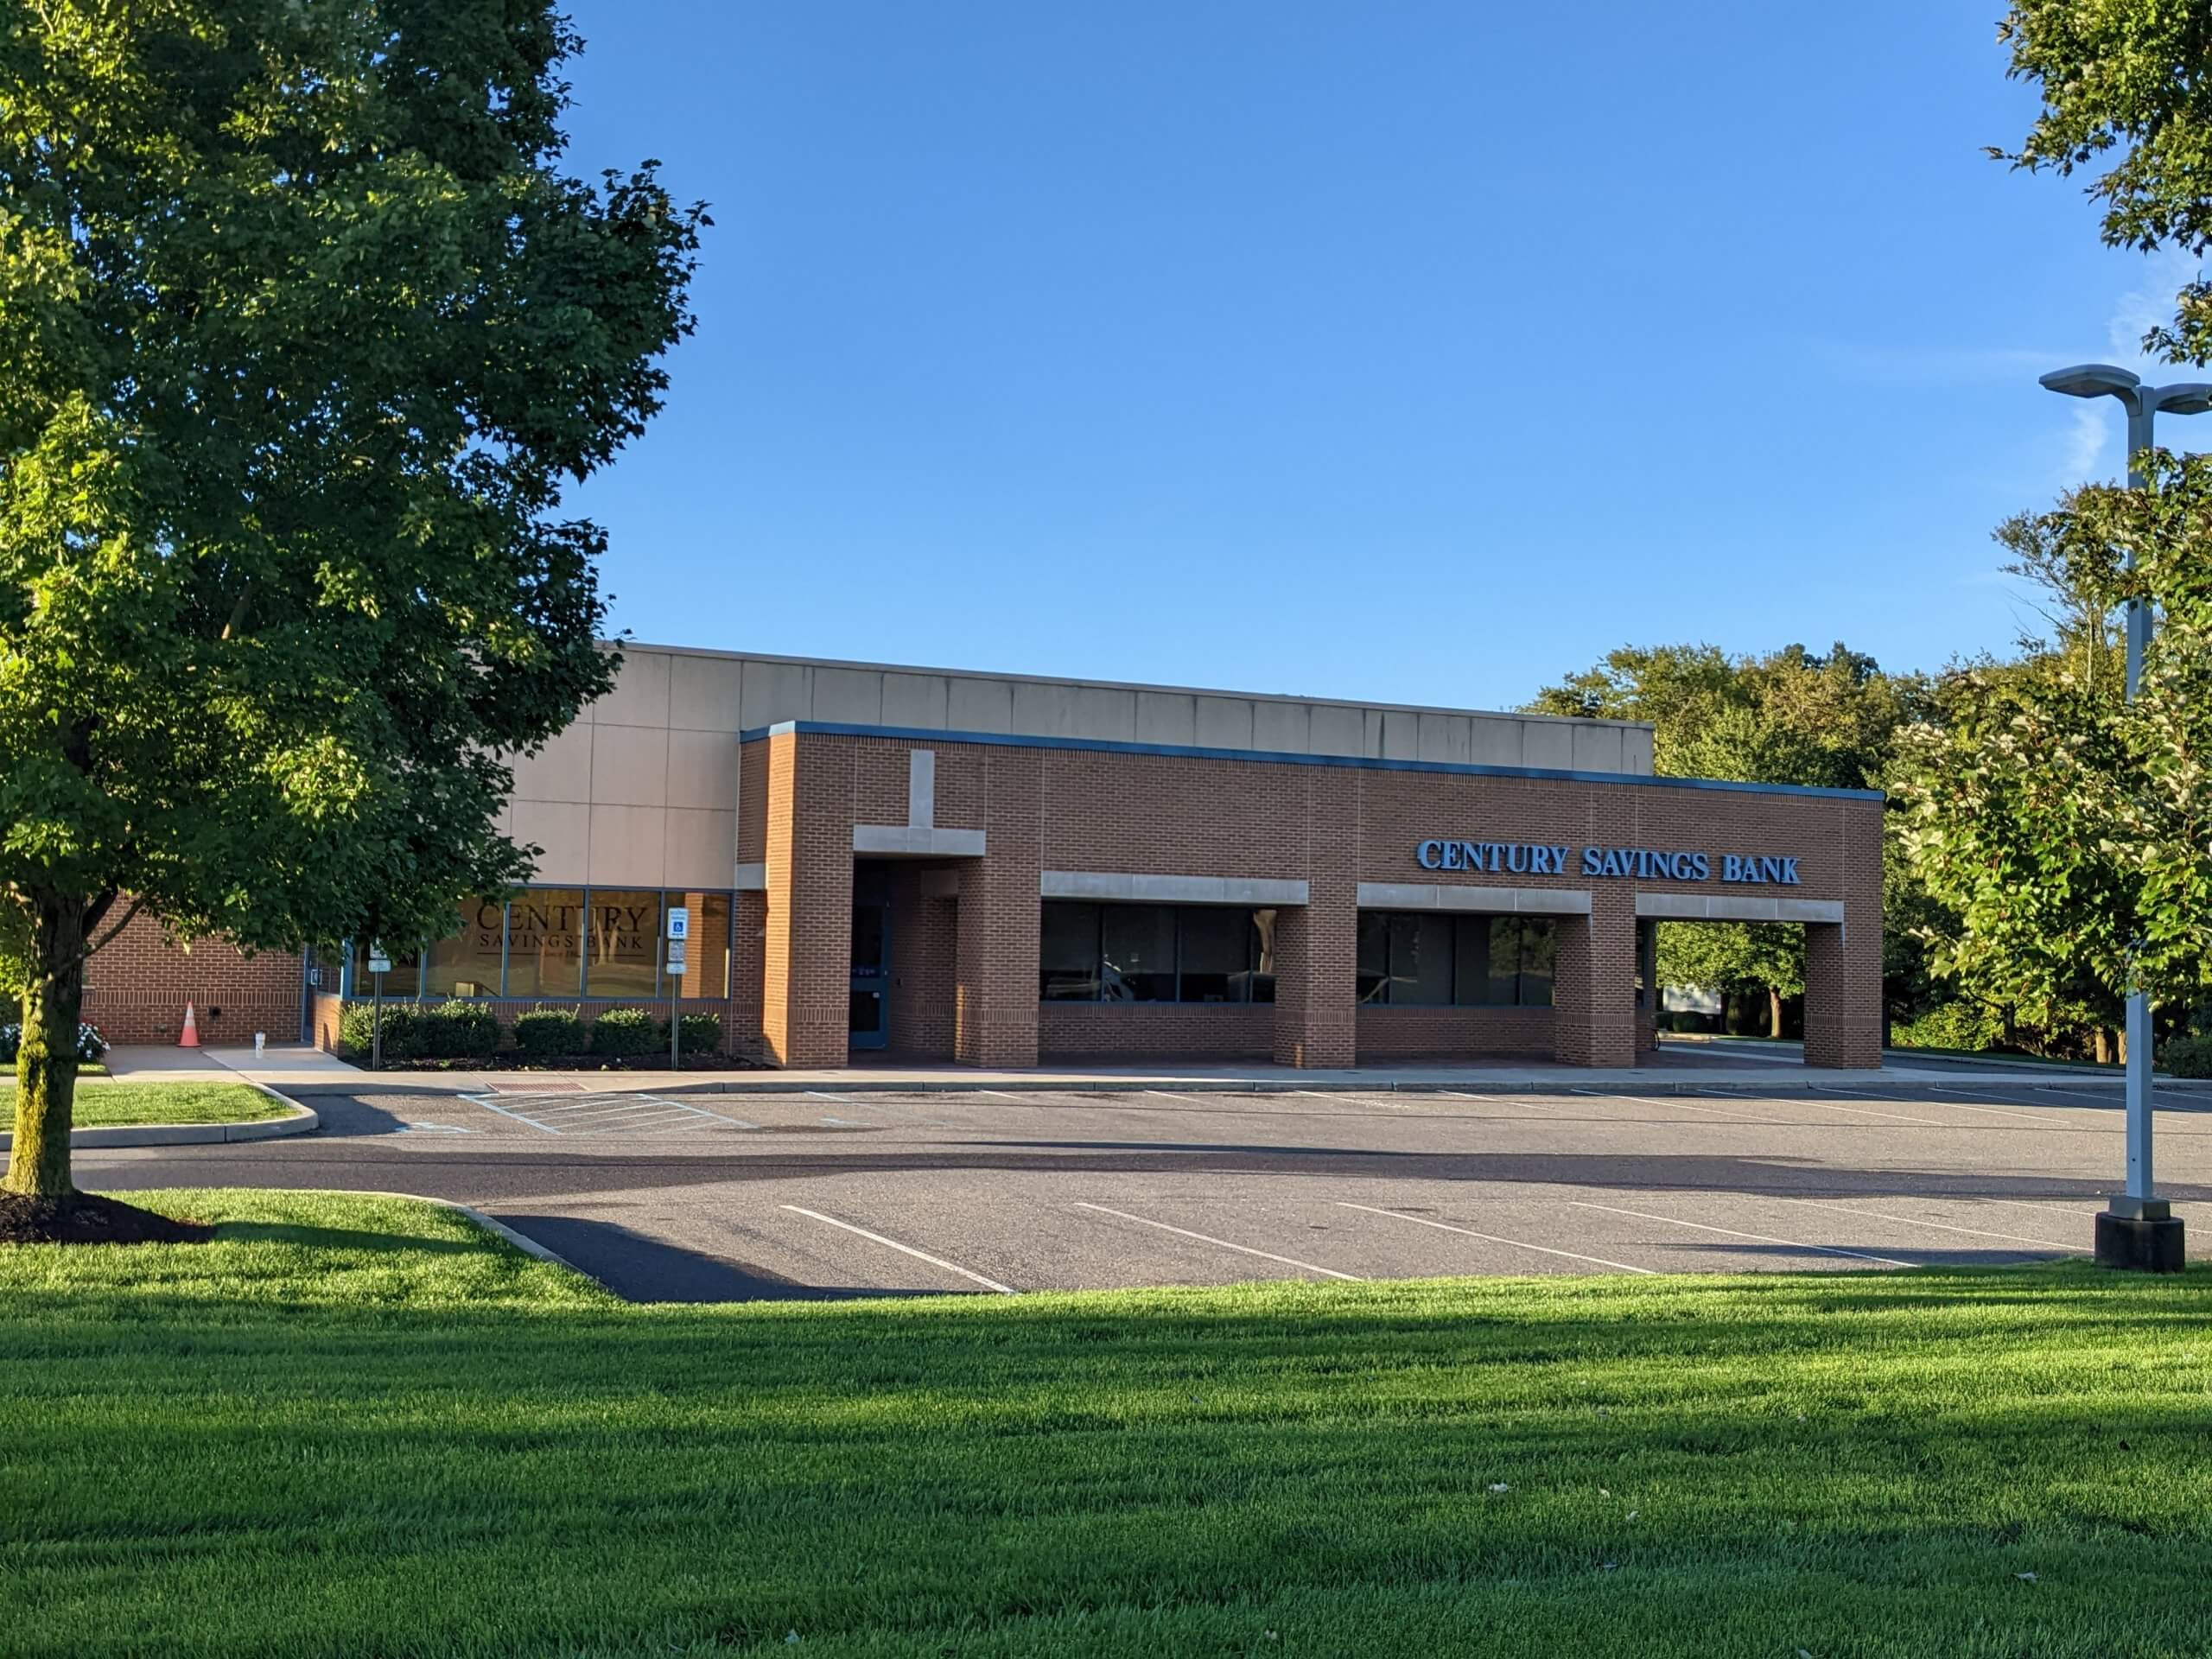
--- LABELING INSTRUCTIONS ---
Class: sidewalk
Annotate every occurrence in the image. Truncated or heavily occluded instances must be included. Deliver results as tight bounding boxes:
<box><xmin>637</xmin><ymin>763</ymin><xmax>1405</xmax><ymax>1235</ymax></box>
<box><xmin>95</xmin><ymin>1043</ymin><xmax>2143</xmax><ymax>1097</ymax></box>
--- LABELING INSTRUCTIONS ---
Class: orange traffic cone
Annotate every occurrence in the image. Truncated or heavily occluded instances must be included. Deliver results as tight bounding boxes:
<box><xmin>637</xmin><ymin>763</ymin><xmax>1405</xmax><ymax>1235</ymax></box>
<box><xmin>179</xmin><ymin>1003</ymin><xmax>200</xmax><ymax>1048</ymax></box>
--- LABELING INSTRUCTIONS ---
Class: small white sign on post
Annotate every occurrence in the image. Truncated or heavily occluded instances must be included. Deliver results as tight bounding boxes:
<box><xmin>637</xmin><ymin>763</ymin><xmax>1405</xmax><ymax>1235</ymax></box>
<box><xmin>367</xmin><ymin>943</ymin><xmax>391</xmax><ymax>975</ymax></box>
<box><xmin>666</xmin><ymin>906</ymin><xmax>690</xmax><ymax>943</ymax></box>
<box><xmin>665</xmin><ymin>939</ymin><xmax>688</xmax><ymax>976</ymax></box>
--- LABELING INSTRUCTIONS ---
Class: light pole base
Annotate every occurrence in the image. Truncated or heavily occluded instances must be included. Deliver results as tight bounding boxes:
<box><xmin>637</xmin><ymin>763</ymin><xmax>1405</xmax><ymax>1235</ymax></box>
<box><xmin>2094</xmin><ymin>1202</ymin><xmax>2186</xmax><ymax>1273</ymax></box>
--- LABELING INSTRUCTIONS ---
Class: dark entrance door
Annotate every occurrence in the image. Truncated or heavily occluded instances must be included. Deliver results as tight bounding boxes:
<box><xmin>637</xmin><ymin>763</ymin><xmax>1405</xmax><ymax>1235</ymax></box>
<box><xmin>849</xmin><ymin>864</ymin><xmax>891</xmax><ymax>1051</ymax></box>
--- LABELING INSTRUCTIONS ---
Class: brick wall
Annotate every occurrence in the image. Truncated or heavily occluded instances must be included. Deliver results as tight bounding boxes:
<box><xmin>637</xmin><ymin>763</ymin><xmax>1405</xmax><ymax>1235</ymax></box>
<box><xmin>1039</xmin><ymin>1001</ymin><xmax>1274</xmax><ymax>1061</ymax></box>
<box><xmin>726</xmin><ymin>729</ymin><xmax>1886</xmax><ymax>1072</ymax></box>
<box><xmin>887</xmin><ymin>866</ymin><xmax>958</xmax><ymax>1061</ymax></box>
<box><xmin>82</xmin><ymin>912</ymin><xmax>303</xmax><ymax>1046</ymax></box>
<box><xmin>1357</xmin><ymin>1006</ymin><xmax>1554</xmax><ymax>1060</ymax></box>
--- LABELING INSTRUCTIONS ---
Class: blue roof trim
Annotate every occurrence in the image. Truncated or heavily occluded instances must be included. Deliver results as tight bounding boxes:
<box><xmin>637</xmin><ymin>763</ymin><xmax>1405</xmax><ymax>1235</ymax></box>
<box><xmin>735</xmin><ymin>721</ymin><xmax>1886</xmax><ymax>802</ymax></box>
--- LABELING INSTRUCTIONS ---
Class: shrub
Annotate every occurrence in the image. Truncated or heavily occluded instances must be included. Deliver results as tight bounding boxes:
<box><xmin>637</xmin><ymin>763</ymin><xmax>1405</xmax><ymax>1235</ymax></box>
<box><xmin>1891</xmin><ymin>1000</ymin><xmax>2003</xmax><ymax>1053</ymax></box>
<box><xmin>588</xmin><ymin>1007</ymin><xmax>658</xmax><ymax>1058</ymax></box>
<box><xmin>512</xmin><ymin>1007</ymin><xmax>585</xmax><ymax>1059</ymax></box>
<box><xmin>0</xmin><ymin>1022</ymin><xmax>105</xmax><ymax>1065</ymax></box>
<box><xmin>2163</xmin><ymin>1033</ymin><xmax>2212</xmax><ymax>1079</ymax></box>
<box><xmin>660</xmin><ymin>1012</ymin><xmax>723</xmax><ymax>1056</ymax></box>
<box><xmin>423</xmin><ymin>1000</ymin><xmax>500</xmax><ymax>1059</ymax></box>
<box><xmin>338</xmin><ymin>1000</ymin><xmax>428</xmax><ymax>1061</ymax></box>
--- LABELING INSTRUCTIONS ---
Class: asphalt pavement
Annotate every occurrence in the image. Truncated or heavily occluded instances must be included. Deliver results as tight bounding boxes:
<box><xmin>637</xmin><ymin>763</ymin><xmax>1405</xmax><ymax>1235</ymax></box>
<box><xmin>76</xmin><ymin>1070</ymin><xmax>2212</xmax><ymax>1302</ymax></box>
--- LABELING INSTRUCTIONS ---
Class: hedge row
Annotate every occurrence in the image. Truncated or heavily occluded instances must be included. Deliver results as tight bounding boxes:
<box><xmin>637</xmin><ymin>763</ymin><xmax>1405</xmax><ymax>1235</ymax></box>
<box><xmin>336</xmin><ymin>1001</ymin><xmax>722</xmax><ymax>1062</ymax></box>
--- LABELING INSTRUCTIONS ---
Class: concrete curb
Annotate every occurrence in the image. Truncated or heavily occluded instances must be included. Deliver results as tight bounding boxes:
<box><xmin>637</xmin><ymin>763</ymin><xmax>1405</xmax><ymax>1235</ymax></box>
<box><xmin>429</xmin><ymin>1071</ymin><xmax>2152</xmax><ymax>1101</ymax></box>
<box><xmin>0</xmin><ymin>1077</ymin><xmax>320</xmax><ymax>1151</ymax></box>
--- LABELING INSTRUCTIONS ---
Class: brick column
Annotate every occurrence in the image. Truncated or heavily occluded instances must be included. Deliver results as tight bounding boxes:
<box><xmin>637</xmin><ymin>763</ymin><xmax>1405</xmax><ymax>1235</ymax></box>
<box><xmin>1802</xmin><ymin>797</ymin><xmax>1884</xmax><ymax>1070</ymax></box>
<box><xmin>1271</xmin><ymin>879</ymin><xmax>1357</xmax><ymax>1066</ymax></box>
<box><xmin>1553</xmin><ymin>888</ymin><xmax>1637</xmax><ymax>1066</ymax></box>
<box><xmin>1272</xmin><ymin>767</ymin><xmax>1360</xmax><ymax>1068</ymax></box>
<box><xmin>954</xmin><ymin>747</ymin><xmax>1042</xmax><ymax>1067</ymax></box>
<box><xmin>760</xmin><ymin>731</ymin><xmax>853</xmax><ymax>1068</ymax></box>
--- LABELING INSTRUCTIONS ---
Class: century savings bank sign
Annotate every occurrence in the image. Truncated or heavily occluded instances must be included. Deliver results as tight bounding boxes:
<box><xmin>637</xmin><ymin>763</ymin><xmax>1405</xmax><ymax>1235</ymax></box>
<box><xmin>1414</xmin><ymin>838</ymin><xmax>1803</xmax><ymax>886</ymax></box>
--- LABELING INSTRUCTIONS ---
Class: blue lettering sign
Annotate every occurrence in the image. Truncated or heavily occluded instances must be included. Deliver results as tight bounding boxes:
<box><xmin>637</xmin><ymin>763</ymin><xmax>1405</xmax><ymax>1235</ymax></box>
<box><xmin>1423</xmin><ymin>841</ymin><xmax>1795</xmax><ymax>886</ymax></box>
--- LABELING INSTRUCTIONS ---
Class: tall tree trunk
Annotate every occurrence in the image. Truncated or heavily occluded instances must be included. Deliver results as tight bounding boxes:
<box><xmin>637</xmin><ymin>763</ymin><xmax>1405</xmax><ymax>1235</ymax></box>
<box><xmin>2092</xmin><ymin>1027</ymin><xmax>2112</xmax><ymax>1066</ymax></box>
<box><xmin>1768</xmin><ymin>988</ymin><xmax>1784</xmax><ymax>1039</ymax></box>
<box><xmin>5</xmin><ymin>895</ymin><xmax>87</xmax><ymax>1198</ymax></box>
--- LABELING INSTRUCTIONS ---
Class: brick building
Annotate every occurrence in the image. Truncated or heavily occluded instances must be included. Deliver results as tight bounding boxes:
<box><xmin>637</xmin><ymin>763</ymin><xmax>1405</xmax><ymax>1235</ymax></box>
<box><xmin>87</xmin><ymin>645</ymin><xmax>1883</xmax><ymax>1069</ymax></box>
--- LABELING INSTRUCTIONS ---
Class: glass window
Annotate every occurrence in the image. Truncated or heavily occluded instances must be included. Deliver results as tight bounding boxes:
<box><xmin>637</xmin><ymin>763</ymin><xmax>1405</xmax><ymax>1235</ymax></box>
<box><xmin>506</xmin><ymin>888</ymin><xmax>584</xmax><ymax>999</ymax></box>
<box><xmin>1388</xmin><ymin>912</ymin><xmax>1454</xmax><ymax>1006</ymax></box>
<box><xmin>1246</xmin><ymin>908</ymin><xmax>1278</xmax><ymax>1004</ymax></box>
<box><xmin>1487</xmin><ymin>916</ymin><xmax>1523</xmax><ymax>1007</ymax></box>
<box><xmin>1177</xmin><ymin>907</ymin><xmax>1250</xmax><ymax>1003</ymax></box>
<box><xmin>1040</xmin><ymin>903</ymin><xmax>1102</xmax><ymax>1000</ymax></box>
<box><xmin>1101</xmin><ymin>906</ymin><xmax>1176</xmax><ymax>1001</ymax></box>
<box><xmin>1357</xmin><ymin>912</ymin><xmax>1389</xmax><ymax>1004</ymax></box>
<box><xmin>1518</xmin><ymin>918</ymin><xmax>1556</xmax><ymax>1007</ymax></box>
<box><xmin>1452</xmin><ymin>915</ymin><xmax>1494</xmax><ymax>1007</ymax></box>
<box><xmin>585</xmin><ymin>890</ymin><xmax>660</xmax><ymax>999</ymax></box>
<box><xmin>421</xmin><ymin>899</ymin><xmax>501</xmax><ymax>998</ymax></box>
<box><xmin>668</xmin><ymin>892</ymin><xmax>732</xmax><ymax>1000</ymax></box>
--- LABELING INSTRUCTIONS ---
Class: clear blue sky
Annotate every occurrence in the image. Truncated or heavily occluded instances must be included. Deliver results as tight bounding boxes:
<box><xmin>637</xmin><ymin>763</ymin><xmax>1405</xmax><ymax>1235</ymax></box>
<box><xmin>554</xmin><ymin>1</ymin><xmax>2189</xmax><ymax>711</ymax></box>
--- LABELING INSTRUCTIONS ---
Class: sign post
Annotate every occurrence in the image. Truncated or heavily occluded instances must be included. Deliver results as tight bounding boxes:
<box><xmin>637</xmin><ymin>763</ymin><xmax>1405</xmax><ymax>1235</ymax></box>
<box><xmin>367</xmin><ymin>942</ymin><xmax>391</xmax><ymax>1071</ymax></box>
<box><xmin>664</xmin><ymin>906</ymin><xmax>690</xmax><ymax>1071</ymax></box>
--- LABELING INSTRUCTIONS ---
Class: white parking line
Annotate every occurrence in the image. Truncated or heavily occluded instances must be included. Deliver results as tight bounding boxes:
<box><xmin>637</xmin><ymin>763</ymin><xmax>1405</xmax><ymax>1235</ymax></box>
<box><xmin>1072</xmin><ymin>1202</ymin><xmax>1363</xmax><ymax>1281</ymax></box>
<box><xmin>1760</xmin><ymin>1194</ymin><xmax>2079</xmax><ymax>1251</ymax></box>
<box><xmin>1810</xmin><ymin>1085</ymin><xmax>2048</xmax><ymax>1126</ymax></box>
<box><xmin>1566</xmin><ymin>1199</ymin><xmax>1914</xmax><ymax>1267</ymax></box>
<box><xmin>807</xmin><ymin>1090</ymin><xmax>956</xmax><ymax>1129</ymax></box>
<box><xmin>1299</xmin><ymin>1090</ymin><xmax>1408</xmax><ymax>1110</ymax></box>
<box><xmin>1573</xmin><ymin>1089</ymin><xmax>1763</xmax><ymax>1122</ymax></box>
<box><xmin>1715</xmin><ymin>1090</ymin><xmax>1948</xmax><ymax>1128</ymax></box>
<box><xmin>458</xmin><ymin>1092</ymin><xmax>755</xmax><ymax>1135</ymax></box>
<box><xmin>779</xmin><ymin>1205</ymin><xmax>1016</xmax><ymax>1294</ymax></box>
<box><xmin>1337</xmin><ymin>1202</ymin><xmax>1658</xmax><ymax>1274</ymax></box>
<box><xmin>1921</xmin><ymin>1087</ymin><xmax>2065</xmax><ymax>1125</ymax></box>
<box><xmin>1435</xmin><ymin>1090</ymin><xmax>1571</xmax><ymax>1113</ymax></box>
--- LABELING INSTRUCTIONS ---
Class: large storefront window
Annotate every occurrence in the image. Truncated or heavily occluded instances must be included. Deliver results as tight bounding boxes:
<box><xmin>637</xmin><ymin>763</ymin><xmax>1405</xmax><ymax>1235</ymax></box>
<box><xmin>1039</xmin><ymin>902</ymin><xmax>1277</xmax><ymax>1004</ymax></box>
<box><xmin>506</xmin><ymin>888</ymin><xmax>585</xmax><ymax>998</ymax></box>
<box><xmin>352</xmin><ymin>886</ymin><xmax>737</xmax><ymax>1001</ymax></box>
<box><xmin>586</xmin><ymin>890</ymin><xmax>661</xmax><ymax>1000</ymax></box>
<box><xmin>1360</xmin><ymin>912</ymin><xmax>1555</xmax><ymax>1007</ymax></box>
<box><xmin>423</xmin><ymin>899</ymin><xmax>504</xmax><ymax>999</ymax></box>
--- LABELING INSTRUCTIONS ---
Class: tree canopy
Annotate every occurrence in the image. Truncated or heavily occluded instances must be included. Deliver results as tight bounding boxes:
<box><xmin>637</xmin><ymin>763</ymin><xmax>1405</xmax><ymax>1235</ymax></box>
<box><xmin>0</xmin><ymin>0</ymin><xmax>705</xmax><ymax>1203</ymax></box>
<box><xmin>1999</xmin><ymin>1</ymin><xmax>2212</xmax><ymax>364</ymax></box>
<box><xmin>1528</xmin><ymin>643</ymin><xmax>1920</xmax><ymax>1035</ymax></box>
<box><xmin>1898</xmin><ymin>455</ymin><xmax>2212</xmax><ymax>1051</ymax></box>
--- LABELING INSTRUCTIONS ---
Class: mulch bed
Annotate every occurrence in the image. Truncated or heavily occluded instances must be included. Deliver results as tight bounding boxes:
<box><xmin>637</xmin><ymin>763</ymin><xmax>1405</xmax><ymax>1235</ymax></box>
<box><xmin>0</xmin><ymin>1191</ymin><xmax>213</xmax><ymax>1246</ymax></box>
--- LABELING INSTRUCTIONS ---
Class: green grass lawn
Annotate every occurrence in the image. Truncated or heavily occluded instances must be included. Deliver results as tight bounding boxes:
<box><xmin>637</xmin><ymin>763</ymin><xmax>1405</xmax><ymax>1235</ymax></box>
<box><xmin>4</xmin><ymin>1191</ymin><xmax>2212</xmax><ymax>1657</ymax></box>
<box><xmin>0</xmin><ymin>1082</ymin><xmax>294</xmax><ymax>1128</ymax></box>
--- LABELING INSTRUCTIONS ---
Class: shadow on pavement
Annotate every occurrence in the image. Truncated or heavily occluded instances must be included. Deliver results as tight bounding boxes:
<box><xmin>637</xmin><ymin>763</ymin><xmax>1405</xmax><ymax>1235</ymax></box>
<box><xmin>495</xmin><ymin>1212</ymin><xmax>979</xmax><ymax>1304</ymax></box>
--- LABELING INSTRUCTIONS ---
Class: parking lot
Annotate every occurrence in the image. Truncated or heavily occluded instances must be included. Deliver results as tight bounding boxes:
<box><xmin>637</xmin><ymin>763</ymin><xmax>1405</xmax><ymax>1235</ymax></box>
<box><xmin>81</xmin><ymin>1074</ymin><xmax>2212</xmax><ymax>1300</ymax></box>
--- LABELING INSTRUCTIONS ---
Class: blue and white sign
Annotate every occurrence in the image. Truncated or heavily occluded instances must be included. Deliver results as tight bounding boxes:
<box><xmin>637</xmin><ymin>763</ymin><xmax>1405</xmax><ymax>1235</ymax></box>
<box><xmin>1415</xmin><ymin>839</ymin><xmax>1801</xmax><ymax>886</ymax></box>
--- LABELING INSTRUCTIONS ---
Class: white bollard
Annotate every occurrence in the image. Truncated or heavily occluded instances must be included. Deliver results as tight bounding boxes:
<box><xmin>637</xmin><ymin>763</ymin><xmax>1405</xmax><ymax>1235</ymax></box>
<box><xmin>254</xmin><ymin>1031</ymin><xmax>266</xmax><ymax>1059</ymax></box>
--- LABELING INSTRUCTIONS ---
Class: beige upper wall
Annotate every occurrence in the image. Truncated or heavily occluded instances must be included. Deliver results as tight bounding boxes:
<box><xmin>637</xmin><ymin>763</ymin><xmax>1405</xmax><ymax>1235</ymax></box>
<box><xmin>506</xmin><ymin>644</ymin><xmax>1658</xmax><ymax>889</ymax></box>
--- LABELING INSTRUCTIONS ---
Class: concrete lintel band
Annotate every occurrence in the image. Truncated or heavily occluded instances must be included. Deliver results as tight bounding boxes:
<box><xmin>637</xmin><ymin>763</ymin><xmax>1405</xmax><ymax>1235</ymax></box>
<box><xmin>1355</xmin><ymin>881</ymin><xmax>1592</xmax><ymax>917</ymax></box>
<box><xmin>1634</xmin><ymin>893</ymin><xmax>1845</xmax><ymax>925</ymax></box>
<box><xmin>1040</xmin><ymin>871</ymin><xmax>1311</xmax><ymax>906</ymax></box>
<box><xmin>734</xmin><ymin>861</ymin><xmax>766</xmax><ymax>892</ymax></box>
<box><xmin>853</xmin><ymin>824</ymin><xmax>987</xmax><ymax>858</ymax></box>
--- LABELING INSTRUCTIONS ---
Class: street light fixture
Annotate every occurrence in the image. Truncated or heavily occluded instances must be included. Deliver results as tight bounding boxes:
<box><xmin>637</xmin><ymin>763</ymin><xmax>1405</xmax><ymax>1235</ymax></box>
<box><xmin>2039</xmin><ymin>363</ymin><xmax>2212</xmax><ymax>1270</ymax></box>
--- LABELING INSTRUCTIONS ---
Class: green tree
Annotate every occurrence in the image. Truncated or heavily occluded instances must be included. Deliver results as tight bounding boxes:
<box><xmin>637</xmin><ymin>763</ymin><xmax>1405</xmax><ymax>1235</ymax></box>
<box><xmin>0</xmin><ymin>1</ymin><xmax>704</xmax><ymax>1208</ymax></box>
<box><xmin>1898</xmin><ymin>455</ymin><xmax>2212</xmax><ymax>1060</ymax></box>
<box><xmin>1529</xmin><ymin>642</ymin><xmax>1918</xmax><ymax>1038</ymax></box>
<box><xmin>1999</xmin><ymin>3</ymin><xmax>2212</xmax><ymax>365</ymax></box>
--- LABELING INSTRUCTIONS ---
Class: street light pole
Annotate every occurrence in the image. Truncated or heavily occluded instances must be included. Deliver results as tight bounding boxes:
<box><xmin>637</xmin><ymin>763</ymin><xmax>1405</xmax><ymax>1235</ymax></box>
<box><xmin>2039</xmin><ymin>364</ymin><xmax>2212</xmax><ymax>1270</ymax></box>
